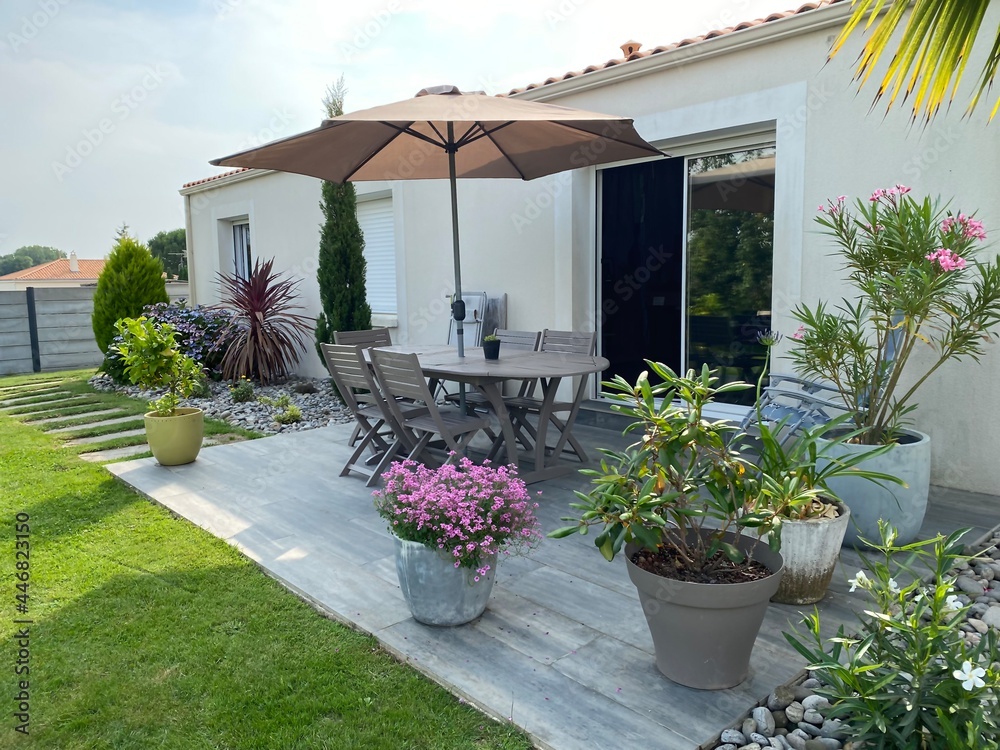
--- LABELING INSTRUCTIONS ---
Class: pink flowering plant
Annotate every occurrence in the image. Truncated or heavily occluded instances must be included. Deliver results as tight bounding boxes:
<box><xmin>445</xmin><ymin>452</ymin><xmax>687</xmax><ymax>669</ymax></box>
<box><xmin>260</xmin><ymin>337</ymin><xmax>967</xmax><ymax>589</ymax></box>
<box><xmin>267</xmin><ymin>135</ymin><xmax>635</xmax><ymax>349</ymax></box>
<box><xmin>373</xmin><ymin>458</ymin><xmax>542</xmax><ymax>581</ymax></box>
<box><xmin>792</xmin><ymin>186</ymin><xmax>1000</xmax><ymax>444</ymax></box>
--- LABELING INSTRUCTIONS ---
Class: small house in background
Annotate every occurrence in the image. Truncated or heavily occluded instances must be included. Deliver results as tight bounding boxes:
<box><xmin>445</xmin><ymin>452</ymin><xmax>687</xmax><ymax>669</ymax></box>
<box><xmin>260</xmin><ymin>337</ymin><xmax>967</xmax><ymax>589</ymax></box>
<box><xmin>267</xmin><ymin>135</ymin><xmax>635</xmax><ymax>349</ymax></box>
<box><xmin>179</xmin><ymin>0</ymin><xmax>1000</xmax><ymax>495</ymax></box>
<box><xmin>0</xmin><ymin>252</ymin><xmax>104</xmax><ymax>291</ymax></box>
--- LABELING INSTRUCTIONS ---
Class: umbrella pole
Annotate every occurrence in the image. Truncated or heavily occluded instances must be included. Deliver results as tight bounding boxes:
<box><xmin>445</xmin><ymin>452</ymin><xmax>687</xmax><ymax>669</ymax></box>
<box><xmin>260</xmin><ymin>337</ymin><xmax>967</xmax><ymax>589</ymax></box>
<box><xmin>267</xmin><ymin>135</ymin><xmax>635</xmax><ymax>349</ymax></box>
<box><xmin>446</xmin><ymin>123</ymin><xmax>467</xmax><ymax>416</ymax></box>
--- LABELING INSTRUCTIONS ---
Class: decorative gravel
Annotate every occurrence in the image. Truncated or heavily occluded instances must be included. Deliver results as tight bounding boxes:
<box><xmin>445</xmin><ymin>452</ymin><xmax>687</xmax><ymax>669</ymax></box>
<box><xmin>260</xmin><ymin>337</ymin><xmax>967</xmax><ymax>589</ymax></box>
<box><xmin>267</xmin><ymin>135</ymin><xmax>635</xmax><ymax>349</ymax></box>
<box><xmin>706</xmin><ymin>528</ymin><xmax>1000</xmax><ymax>750</ymax></box>
<box><xmin>89</xmin><ymin>373</ymin><xmax>353</xmax><ymax>435</ymax></box>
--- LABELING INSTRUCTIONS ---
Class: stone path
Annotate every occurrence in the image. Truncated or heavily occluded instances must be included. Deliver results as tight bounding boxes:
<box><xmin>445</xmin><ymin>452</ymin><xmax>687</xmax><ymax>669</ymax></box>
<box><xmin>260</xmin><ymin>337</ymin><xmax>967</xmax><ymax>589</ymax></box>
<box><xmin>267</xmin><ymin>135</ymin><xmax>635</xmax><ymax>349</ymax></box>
<box><xmin>0</xmin><ymin>379</ymin><xmax>165</xmax><ymax>464</ymax></box>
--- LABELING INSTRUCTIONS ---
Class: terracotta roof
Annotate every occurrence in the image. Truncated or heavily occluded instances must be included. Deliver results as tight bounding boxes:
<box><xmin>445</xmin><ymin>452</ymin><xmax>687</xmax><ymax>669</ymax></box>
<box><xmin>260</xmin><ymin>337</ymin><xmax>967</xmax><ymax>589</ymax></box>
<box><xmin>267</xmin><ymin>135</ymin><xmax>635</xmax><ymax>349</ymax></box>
<box><xmin>0</xmin><ymin>258</ymin><xmax>105</xmax><ymax>281</ymax></box>
<box><xmin>506</xmin><ymin>0</ymin><xmax>844</xmax><ymax>95</ymax></box>
<box><xmin>181</xmin><ymin>167</ymin><xmax>252</xmax><ymax>189</ymax></box>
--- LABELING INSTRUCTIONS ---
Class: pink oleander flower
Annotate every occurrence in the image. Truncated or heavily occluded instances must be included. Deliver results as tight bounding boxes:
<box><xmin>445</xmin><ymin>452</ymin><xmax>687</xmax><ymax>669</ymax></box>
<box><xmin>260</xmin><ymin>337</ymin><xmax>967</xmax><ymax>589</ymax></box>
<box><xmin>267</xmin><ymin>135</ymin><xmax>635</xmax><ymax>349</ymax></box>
<box><xmin>373</xmin><ymin>456</ymin><xmax>542</xmax><ymax>579</ymax></box>
<box><xmin>792</xmin><ymin>325</ymin><xmax>806</xmax><ymax>340</ymax></box>
<box><xmin>870</xmin><ymin>188</ymin><xmax>887</xmax><ymax>202</ymax></box>
<box><xmin>895</xmin><ymin>184</ymin><xmax>911</xmax><ymax>194</ymax></box>
<box><xmin>926</xmin><ymin>247</ymin><xmax>967</xmax><ymax>272</ymax></box>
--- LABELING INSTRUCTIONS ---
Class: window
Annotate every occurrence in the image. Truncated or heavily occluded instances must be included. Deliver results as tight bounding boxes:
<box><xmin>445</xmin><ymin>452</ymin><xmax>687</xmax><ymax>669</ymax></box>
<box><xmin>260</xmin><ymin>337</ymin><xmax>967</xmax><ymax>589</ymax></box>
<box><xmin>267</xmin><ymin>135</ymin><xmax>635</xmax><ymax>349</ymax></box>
<box><xmin>232</xmin><ymin>222</ymin><xmax>251</xmax><ymax>280</ymax></box>
<box><xmin>356</xmin><ymin>197</ymin><xmax>397</xmax><ymax>315</ymax></box>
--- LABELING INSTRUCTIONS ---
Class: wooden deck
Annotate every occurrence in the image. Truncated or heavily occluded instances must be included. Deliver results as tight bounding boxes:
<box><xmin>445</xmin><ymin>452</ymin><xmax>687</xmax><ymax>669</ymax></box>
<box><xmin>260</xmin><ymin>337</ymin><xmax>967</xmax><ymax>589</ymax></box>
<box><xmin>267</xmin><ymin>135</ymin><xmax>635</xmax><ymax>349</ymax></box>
<box><xmin>107</xmin><ymin>423</ymin><xmax>999</xmax><ymax>750</ymax></box>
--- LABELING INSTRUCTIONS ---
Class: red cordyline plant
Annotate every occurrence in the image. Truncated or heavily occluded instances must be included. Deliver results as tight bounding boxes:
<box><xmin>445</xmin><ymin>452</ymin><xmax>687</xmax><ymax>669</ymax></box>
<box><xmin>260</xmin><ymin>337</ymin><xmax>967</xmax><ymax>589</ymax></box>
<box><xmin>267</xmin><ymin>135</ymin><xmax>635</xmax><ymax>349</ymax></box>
<box><xmin>790</xmin><ymin>185</ymin><xmax>1000</xmax><ymax>445</ymax></box>
<box><xmin>216</xmin><ymin>258</ymin><xmax>312</xmax><ymax>385</ymax></box>
<box><xmin>373</xmin><ymin>458</ymin><xmax>542</xmax><ymax>581</ymax></box>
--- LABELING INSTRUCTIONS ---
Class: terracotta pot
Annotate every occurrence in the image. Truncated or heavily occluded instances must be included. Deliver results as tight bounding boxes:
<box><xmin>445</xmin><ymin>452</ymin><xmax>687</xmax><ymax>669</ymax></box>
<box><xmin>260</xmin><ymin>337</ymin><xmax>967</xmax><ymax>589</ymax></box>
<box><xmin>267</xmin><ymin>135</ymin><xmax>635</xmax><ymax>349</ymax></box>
<box><xmin>144</xmin><ymin>407</ymin><xmax>203</xmax><ymax>466</ymax></box>
<box><xmin>819</xmin><ymin>429</ymin><xmax>930</xmax><ymax>547</ymax></box>
<box><xmin>394</xmin><ymin>536</ymin><xmax>497</xmax><ymax>626</ymax></box>
<box><xmin>625</xmin><ymin>531</ymin><xmax>783</xmax><ymax>690</ymax></box>
<box><xmin>771</xmin><ymin>501</ymin><xmax>850</xmax><ymax>605</ymax></box>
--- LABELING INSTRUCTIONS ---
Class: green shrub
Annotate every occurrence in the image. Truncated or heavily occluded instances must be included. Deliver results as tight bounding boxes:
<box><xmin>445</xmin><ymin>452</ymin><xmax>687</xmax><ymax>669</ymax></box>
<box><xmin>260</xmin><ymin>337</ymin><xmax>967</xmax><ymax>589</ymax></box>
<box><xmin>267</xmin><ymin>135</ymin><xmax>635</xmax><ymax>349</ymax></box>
<box><xmin>92</xmin><ymin>228</ymin><xmax>168</xmax><ymax>353</ymax></box>
<box><xmin>114</xmin><ymin>316</ymin><xmax>204</xmax><ymax>416</ymax></box>
<box><xmin>258</xmin><ymin>394</ymin><xmax>302</xmax><ymax>424</ymax></box>
<box><xmin>229</xmin><ymin>377</ymin><xmax>255</xmax><ymax>403</ymax></box>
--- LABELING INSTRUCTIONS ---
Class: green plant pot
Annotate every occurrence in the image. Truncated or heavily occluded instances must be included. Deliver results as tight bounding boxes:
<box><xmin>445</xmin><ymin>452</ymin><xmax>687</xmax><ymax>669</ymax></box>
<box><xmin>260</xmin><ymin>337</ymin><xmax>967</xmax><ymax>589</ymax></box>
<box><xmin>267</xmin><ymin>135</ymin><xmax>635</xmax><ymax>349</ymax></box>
<box><xmin>144</xmin><ymin>407</ymin><xmax>204</xmax><ymax>466</ymax></box>
<box><xmin>625</xmin><ymin>531</ymin><xmax>783</xmax><ymax>690</ymax></box>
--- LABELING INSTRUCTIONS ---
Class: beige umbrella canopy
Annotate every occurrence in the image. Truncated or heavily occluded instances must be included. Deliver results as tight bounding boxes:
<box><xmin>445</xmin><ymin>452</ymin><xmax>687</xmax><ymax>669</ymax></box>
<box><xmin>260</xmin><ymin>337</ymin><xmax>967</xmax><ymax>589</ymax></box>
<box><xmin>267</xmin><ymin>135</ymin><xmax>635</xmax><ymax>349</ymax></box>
<box><xmin>212</xmin><ymin>84</ymin><xmax>663</xmax><ymax>357</ymax></box>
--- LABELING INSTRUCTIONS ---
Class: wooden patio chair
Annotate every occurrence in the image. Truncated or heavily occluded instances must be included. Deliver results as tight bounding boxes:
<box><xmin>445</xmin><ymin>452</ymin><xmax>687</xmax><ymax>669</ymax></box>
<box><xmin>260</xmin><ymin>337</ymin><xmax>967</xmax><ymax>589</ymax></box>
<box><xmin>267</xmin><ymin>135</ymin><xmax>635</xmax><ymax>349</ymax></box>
<box><xmin>501</xmin><ymin>329</ymin><xmax>597</xmax><ymax>463</ymax></box>
<box><xmin>320</xmin><ymin>343</ymin><xmax>419</xmax><ymax>486</ymax></box>
<box><xmin>369</xmin><ymin>349</ymin><xmax>491</xmax><ymax>465</ymax></box>
<box><xmin>332</xmin><ymin>328</ymin><xmax>392</xmax><ymax>445</ymax></box>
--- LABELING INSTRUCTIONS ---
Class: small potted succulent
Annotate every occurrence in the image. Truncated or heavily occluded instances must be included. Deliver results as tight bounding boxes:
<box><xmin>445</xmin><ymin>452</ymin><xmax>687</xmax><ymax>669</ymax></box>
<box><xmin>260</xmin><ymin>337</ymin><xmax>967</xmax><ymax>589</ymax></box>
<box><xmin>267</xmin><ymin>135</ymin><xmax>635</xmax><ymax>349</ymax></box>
<box><xmin>114</xmin><ymin>316</ymin><xmax>206</xmax><ymax>466</ymax></box>
<box><xmin>481</xmin><ymin>334</ymin><xmax>501</xmax><ymax>360</ymax></box>
<box><xmin>373</xmin><ymin>457</ymin><xmax>541</xmax><ymax>626</ymax></box>
<box><xmin>550</xmin><ymin>363</ymin><xmax>784</xmax><ymax>689</ymax></box>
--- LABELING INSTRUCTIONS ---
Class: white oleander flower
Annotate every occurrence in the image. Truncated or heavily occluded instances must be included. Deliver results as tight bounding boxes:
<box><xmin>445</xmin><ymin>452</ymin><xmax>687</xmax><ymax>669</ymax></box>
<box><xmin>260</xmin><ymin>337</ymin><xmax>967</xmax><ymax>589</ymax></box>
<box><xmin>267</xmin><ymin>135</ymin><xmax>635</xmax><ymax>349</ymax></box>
<box><xmin>953</xmin><ymin>660</ymin><xmax>986</xmax><ymax>691</ymax></box>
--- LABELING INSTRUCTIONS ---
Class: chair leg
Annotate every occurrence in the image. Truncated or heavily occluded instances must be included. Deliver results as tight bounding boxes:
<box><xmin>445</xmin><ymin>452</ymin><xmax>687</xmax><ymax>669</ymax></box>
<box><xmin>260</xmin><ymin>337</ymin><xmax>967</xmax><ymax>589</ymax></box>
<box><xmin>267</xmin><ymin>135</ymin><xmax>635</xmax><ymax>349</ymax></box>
<box><xmin>347</xmin><ymin>422</ymin><xmax>362</xmax><ymax>447</ymax></box>
<box><xmin>365</xmin><ymin>439</ymin><xmax>403</xmax><ymax>487</ymax></box>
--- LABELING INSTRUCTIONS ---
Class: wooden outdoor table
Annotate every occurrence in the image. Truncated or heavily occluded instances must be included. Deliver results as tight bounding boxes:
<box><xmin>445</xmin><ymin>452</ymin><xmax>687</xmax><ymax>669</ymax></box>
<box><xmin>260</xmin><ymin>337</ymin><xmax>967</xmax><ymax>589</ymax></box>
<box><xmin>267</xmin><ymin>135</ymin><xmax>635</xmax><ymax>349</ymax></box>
<box><xmin>375</xmin><ymin>345</ymin><xmax>609</xmax><ymax>483</ymax></box>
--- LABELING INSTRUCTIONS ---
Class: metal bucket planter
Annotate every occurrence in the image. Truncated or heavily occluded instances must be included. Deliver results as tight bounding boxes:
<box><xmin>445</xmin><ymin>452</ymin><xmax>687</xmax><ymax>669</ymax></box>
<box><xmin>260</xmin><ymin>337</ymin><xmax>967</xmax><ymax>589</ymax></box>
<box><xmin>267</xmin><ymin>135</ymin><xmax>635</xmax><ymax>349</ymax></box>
<box><xmin>394</xmin><ymin>536</ymin><xmax>498</xmax><ymax>626</ymax></box>
<box><xmin>144</xmin><ymin>407</ymin><xmax>204</xmax><ymax>466</ymax></box>
<box><xmin>625</xmin><ymin>532</ymin><xmax>783</xmax><ymax>690</ymax></box>
<box><xmin>771</xmin><ymin>501</ymin><xmax>850</xmax><ymax>605</ymax></box>
<box><xmin>819</xmin><ymin>429</ymin><xmax>930</xmax><ymax>548</ymax></box>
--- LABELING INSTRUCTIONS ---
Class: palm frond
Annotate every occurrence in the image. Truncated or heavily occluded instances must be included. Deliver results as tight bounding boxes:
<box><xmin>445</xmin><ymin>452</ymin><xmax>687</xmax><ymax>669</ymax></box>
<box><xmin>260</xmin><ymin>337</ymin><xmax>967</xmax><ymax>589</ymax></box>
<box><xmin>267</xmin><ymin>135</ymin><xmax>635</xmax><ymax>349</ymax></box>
<box><xmin>830</xmin><ymin>0</ymin><xmax>999</xmax><ymax>122</ymax></box>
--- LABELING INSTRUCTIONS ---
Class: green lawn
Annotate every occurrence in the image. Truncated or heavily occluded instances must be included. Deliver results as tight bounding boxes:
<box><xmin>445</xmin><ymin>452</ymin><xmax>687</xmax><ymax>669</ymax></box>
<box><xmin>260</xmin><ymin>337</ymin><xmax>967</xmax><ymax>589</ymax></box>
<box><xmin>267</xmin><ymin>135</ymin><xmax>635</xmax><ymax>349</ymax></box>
<box><xmin>0</xmin><ymin>371</ymin><xmax>533</xmax><ymax>750</ymax></box>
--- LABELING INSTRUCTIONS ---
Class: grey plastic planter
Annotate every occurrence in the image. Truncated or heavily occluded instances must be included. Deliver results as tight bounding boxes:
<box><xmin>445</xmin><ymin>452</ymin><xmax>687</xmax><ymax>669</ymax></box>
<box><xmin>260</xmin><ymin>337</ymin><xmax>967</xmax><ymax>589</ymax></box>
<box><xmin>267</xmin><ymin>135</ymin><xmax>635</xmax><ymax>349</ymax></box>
<box><xmin>819</xmin><ymin>429</ymin><xmax>930</xmax><ymax>548</ymax></box>
<box><xmin>394</xmin><ymin>536</ymin><xmax>497</xmax><ymax>626</ymax></box>
<box><xmin>625</xmin><ymin>532</ymin><xmax>783</xmax><ymax>690</ymax></box>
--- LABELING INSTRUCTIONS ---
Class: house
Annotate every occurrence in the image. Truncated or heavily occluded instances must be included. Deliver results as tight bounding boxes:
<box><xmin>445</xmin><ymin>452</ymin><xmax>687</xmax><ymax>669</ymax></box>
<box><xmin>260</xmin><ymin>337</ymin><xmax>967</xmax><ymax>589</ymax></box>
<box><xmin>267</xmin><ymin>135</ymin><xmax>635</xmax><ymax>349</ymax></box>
<box><xmin>180</xmin><ymin>0</ymin><xmax>1000</xmax><ymax>495</ymax></box>
<box><xmin>0</xmin><ymin>252</ymin><xmax>105</xmax><ymax>291</ymax></box>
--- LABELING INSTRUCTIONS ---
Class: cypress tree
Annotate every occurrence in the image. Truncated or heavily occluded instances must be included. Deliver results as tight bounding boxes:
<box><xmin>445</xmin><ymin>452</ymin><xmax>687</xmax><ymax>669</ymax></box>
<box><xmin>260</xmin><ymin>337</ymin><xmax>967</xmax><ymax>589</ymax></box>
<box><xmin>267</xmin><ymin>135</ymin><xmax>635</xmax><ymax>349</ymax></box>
<box><xmin>92</xmin><ymin>225</ymin><xmax>169</xmax><ymax>353</ymax></box>
<box><xmin>314</xmin><ymin>76</ymin><xmax>371</xmax><ymax>361</ymax></box>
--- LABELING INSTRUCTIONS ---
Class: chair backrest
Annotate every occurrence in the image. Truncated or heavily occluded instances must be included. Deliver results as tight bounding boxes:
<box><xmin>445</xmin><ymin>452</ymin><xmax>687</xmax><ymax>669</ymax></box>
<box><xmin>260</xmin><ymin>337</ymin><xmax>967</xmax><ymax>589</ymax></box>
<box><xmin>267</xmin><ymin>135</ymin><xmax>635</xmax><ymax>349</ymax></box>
<box><xmin>540</xmin><ymin>329</ymin><xmax>597</xmax><ymax>356</ymax></box>
<box><xmin>333</xmin><ymin>327</ymin><xmax>392</xmax><ymax>348</ymax></box>
<box><xmin>369</xmin><ymin>349</ymin><xmax>436</xmax><ymax>409</ymax></box>
<box><xmin>494</xmin><ymin>329</ymin><xmax>541</xmax><ymax>352</ymax></box>
<box><xmin>320</xmin><ymin>343</ymin><xmax>382</xmax><ymax>414</ymax></box>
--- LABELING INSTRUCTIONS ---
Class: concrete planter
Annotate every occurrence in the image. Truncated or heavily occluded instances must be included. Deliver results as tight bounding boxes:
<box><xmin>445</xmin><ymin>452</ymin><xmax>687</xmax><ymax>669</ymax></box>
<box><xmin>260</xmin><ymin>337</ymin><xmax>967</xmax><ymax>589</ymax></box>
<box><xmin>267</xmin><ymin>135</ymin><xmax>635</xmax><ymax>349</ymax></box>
<box><xmin>771</xmin><ymin>501</ymin><xmax>850</xmax><ymax>605</ymax></box>
<box><xmin>819</xmin><ymin>429</ymin><xmax>930</xmax><ymax>548</ymax></box>
<box><xmin>394</xmin><ymin>536</ymin><xmax>497</xmax><ymax>626</ymax></box>
<box><xmin>144</xmin><ymin>407</ymin><xmax>203</xmax><ymax>466</ymax></box>
<box><xmin>625</xmin><ymin>532</ymin><xmax>783</xmax><ymax>690</ymax></box>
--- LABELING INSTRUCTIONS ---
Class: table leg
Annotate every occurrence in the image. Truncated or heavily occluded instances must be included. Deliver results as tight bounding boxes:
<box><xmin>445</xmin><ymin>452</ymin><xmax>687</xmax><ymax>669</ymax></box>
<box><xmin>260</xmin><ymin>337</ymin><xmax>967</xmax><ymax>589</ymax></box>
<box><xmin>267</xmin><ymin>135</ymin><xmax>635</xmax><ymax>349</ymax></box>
<box><xmin>474</xmin><ymin>382</ymin><xmax>519</xmax><ymax>472</ymax></box>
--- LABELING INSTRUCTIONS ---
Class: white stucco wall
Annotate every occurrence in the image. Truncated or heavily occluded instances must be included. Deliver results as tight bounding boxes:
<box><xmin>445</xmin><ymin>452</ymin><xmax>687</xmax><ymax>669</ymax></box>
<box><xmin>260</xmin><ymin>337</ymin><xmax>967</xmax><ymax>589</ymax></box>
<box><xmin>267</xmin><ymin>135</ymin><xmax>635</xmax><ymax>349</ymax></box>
<box><xmin>184</xmin><ymin>3</ymin><xmax>1000</xmax><ymax>492</ymax></box>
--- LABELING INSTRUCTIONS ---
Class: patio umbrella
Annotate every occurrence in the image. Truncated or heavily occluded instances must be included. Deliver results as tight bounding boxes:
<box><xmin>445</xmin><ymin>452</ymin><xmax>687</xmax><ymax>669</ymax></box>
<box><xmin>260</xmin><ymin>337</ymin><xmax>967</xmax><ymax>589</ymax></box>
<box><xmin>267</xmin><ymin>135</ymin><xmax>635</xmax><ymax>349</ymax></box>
<box><xmin>211</xmin><ymin>85</ymin><xmax>663</xmax><ymax>359</ymax></box>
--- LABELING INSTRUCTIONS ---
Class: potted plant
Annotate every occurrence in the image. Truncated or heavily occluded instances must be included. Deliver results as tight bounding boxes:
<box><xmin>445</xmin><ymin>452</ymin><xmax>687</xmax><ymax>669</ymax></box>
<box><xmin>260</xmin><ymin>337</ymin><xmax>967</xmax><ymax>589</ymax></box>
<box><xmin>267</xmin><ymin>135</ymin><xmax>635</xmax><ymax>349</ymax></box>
<box><xmin>751</xmin><ymin>333</ymin><xmax>904</xmax><ymax>604</ymax></box>
<box><xmin>115</xmin><ymin>316</ymin><xmax>206</xmax><ymax>466</ymax></box>
<box><xmin>373</xmin><ymin>457</ymin><xmax>541</xmax><ymax>626</ymax></box>
<box><xmin>791</xmin><ymin>186</ymin><xmax>1000</xmax><ymax>545</ymax></box>
<box><xmin>550</xmin><ymin>363</ymin><xmax>784</xmax><ymax>690</ymax></box>
<box><xmin>785</xmin><ymin>522</ymin><xmax>1000</xmax><ymax>747</ymax></box>
<box><xmin>482</xmin><ymin>334</ymin><xmax>501</xmax><ymax>360</ymax></box>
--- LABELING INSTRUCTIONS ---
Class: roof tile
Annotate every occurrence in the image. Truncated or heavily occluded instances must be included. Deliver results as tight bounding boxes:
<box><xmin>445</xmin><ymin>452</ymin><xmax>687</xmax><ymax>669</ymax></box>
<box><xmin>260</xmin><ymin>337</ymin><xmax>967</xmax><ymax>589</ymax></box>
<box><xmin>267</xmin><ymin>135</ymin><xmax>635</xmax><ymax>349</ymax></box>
<box><xmin>506</xmin><ymin>0</ymin><xmax>841</xmax><ymax>95</ymax></box>
<box><xmin>181</xmin><ymin>167</ymin><xmax>251</xmax><ymax>189</ymax></box>
<box><xmin>0</xmin><ymin>258</ymin><xmax>105</xmax><ymax>281</ymax></box>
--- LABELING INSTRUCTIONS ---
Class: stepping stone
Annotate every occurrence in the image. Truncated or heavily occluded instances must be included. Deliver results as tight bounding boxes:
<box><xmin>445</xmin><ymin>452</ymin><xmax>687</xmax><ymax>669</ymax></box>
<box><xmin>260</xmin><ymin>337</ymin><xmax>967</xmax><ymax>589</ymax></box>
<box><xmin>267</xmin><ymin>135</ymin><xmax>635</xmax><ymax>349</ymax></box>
<box><xmin>2</xmin><ymin>396</ymin><xmax>95</xmax><ymax>413</ymax></box>
<box><xmin>47</xmin><ymin>414</ymin><xmax>144</xmax><ymax>433</ymax></box>
<box><xmin>64</xmin><ymin>428</ymin><xmax>147</xmax><ymax>446</ymax></box>
<box><xmin>30</xmin><ymin>408</ymin><xmax>124</xmax><ymax>425</ymax></box>
<box><xmin>0</xmin><ymin>381</ymin><xmax>64</xmax><ymax>395</ymax></box>
<box><xmin>0</xmin><ymin>389</ymin><xmax>71</xmax><ymax>406</ymax></box>
<box><xmin>79</xmin><ymin>443</ymin><xmax>152</xmax><ymax>462</ymax></box>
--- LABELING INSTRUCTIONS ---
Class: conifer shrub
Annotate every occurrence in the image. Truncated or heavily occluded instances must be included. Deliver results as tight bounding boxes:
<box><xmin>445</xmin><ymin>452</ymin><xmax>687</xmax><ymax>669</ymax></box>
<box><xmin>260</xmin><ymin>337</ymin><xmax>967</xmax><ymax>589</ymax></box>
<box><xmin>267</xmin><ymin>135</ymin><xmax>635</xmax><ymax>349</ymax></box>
<box><xmin>92</xmin><ymin>229</ymin><xmax>168</xmax><ymax>354</ymax></box>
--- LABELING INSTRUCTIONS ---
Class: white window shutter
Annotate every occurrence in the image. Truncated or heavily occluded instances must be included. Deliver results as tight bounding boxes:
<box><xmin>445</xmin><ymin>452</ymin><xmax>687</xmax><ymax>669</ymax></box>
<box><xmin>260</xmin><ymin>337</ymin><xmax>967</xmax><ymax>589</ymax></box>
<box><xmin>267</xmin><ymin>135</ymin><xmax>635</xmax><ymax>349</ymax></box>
<box><xmin>356</xmin><ymin>198</ymin><xmax>397</xmax><ymax>315</ymax></box>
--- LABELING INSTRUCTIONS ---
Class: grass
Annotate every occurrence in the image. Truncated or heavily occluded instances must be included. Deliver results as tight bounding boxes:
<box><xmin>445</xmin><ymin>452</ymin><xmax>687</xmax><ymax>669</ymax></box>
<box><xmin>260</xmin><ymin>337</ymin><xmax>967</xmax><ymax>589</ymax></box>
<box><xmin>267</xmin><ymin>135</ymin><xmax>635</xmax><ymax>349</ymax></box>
<box><xmin>0</xmin><ymin>370</ymin><xmax>533</xmax><ymax>749</ymax></box>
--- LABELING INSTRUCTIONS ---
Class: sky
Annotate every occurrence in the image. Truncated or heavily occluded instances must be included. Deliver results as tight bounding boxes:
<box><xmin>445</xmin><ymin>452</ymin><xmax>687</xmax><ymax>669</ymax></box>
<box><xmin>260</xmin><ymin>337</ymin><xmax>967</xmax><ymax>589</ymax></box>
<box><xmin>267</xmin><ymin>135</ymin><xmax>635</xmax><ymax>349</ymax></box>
<box><xmin>0</xmin><ymin>0</ymin><xmax>791</xmax><ymax>259</ymax></box>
